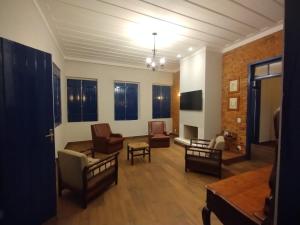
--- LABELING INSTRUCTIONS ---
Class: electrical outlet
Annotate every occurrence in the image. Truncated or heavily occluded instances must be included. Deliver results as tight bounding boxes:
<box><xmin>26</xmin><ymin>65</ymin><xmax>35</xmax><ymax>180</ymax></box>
<box><xmin>237</xmin><ymin>117</ymin><xmax>241</xmax><ymax>123</ymax></box>
<box><xmin>237</xmin><ymin>145</ymin><xmax>241</xmax><ymax>151</ymax></box>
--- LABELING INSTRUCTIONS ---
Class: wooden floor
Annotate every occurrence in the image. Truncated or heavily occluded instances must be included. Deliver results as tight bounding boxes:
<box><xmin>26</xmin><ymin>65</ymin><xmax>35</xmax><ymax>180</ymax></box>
<box><xmin>45</xmin><ymin>138</ymin><xmax>274</xmax><ymax>225</ymax></box>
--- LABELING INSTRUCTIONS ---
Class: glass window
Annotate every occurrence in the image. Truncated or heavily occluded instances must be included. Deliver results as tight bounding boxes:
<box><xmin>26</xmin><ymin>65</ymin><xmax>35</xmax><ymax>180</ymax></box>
<box><xmin>67</xmin><ymin>79</ymin><xmax>97</xmax><ymax>122</ymax></box>
<box><xmin>114</xmin><ymin>82</ymin><xmax>138</xmax><ymax>120</ymax></box>
<box><xmin>152</xmin><ymin>85</ymin><xmax>171</xmax><ymax>118</ymax></box>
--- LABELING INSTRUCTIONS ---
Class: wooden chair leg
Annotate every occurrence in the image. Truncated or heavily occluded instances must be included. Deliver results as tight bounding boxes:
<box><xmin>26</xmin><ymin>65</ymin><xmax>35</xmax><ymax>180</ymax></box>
<box><xmin>202</xmin><ymin>206</ymin><xmax>211</xmax><ymax>225</ymax></box>
<box><xmin>81</xmin><ymin>192</ymin><xmax>87</xmax><ymax>209</ymax></box>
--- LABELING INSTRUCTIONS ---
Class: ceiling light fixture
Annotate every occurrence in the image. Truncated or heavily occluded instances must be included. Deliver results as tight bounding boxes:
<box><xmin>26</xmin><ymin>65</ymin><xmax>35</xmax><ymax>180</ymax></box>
<box><xmin>146</xmin><ymin>32</ymin><xmax>165</xmax><ymax>71</ymax></box>
<box><xmin>188</xmin><ymin>47</ymin><xmax>193</xmax><ymax>51</ymax></box>
<box><xmin>177</xmin><ymin>54</ymin><xmax>182</xmax><ymax>58</ymax></box>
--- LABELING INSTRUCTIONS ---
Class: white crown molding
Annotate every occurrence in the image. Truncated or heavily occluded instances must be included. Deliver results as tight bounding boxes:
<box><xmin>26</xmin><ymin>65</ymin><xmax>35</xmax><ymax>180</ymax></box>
<box><xmin>33</xmin><ymin>0</ymin><xmax>65</xmax><ymax>58</ymax></box>
<box><xmin>222</xmin><ymin>22</ymin><xmax>283</xmax><ymax>53</ymax></box>
<box><xmin>64</xmin><ymin>56</ymin><xmax>178</xmax><ymax>73</ymax></box>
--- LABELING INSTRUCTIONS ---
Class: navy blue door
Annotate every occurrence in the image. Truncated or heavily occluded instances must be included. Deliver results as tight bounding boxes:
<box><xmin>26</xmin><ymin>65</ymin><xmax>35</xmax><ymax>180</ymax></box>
<box><xmin>0</xmin><ymin>38</ymin><xmax>56</xmax><ymax>224</ymax></box>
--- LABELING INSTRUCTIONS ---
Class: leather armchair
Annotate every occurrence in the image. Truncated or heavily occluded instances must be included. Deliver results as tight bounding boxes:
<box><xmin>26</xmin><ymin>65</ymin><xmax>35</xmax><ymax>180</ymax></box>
<box><xmin>57</xmin><ymin>149</ymin><xmax>119</xmax><ymax>208</ymax></box>
<box><xmin>148</xmin><ymin>121</ymin><xmax>170</xmax><ymax>148</ymax></box>
<box><xmin>91</xmin><ymin>123</ymin><xmax>124</xmax><ymax>154</ymax></box>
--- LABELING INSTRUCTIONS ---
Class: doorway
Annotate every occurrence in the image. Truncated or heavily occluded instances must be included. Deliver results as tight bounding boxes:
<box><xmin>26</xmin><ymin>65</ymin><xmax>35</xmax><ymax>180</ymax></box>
<box><xmin>246</xmin><ymin>56</ymin><xmax>282</xmax><ymax>159</ymax></box>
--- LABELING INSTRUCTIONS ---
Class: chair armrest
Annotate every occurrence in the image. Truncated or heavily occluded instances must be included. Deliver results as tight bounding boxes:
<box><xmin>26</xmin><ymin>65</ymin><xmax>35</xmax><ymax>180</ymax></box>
<box><xmin>87</xmin><ymin>152</ymin><xmax>119</xmax><ymax>170</ymax></box>
<box><xmin>111</xmin><ymin>133</ymin><xmax>123</xmax><ymax>138</ymax></box>
<box><xmin>163</xmin><ymin>131</ymin><xmax>170</xmax><ymax>136</ymax></box>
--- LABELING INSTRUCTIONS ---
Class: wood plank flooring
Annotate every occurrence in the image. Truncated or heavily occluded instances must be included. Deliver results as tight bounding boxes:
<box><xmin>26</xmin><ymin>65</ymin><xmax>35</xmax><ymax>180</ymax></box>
<box><xmin>44</xmin><ymin>138</ymin><xmax>274</xmax><ymax>225</ymax></box>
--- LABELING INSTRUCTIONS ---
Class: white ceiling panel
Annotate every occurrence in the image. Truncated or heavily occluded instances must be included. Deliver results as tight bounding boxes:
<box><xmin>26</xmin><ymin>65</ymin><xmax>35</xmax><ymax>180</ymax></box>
<box><xmin>36</xmin><ymin>0</ymin><xmax>283</xmax><ymax>72</ymax></box>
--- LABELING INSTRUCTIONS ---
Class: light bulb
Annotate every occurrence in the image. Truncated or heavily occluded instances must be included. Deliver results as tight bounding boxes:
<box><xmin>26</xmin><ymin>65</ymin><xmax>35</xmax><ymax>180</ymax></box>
<box><xmin>177</xmin><ymin>54</ymin><xmax>182</xmax><ymax>58</ymax></box>
<box><xmin>151</xmin><ymin>61</ymin><xmax>156</xmax><ymax>68</ymax></box>
<box><xmin>188</xmin><ymin>47</ymin><xmax>193</xmax><ymax>51</ymax></box>
<box><xmin>146</xmin><ymin>57</ymin><xmax>152</xmax><ymax>64</ymax></box>
<box><xmin>160</xmin><ymin>57</ymin><xmax>166</xmax><ymax>65</ymax></box>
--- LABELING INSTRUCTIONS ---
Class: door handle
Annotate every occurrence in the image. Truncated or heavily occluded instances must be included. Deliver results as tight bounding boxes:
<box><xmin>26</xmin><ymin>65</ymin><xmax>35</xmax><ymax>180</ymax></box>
<box><xmin>45</xmin><ymin>129</ymin><xmax>54</xmax><ymax>143</ymax></box>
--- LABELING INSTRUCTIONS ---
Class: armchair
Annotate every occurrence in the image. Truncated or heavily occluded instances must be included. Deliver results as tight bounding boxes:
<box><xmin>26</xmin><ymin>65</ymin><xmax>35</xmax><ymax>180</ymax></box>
<box><xmin>185</xmin><ymin>136</ymin><xmax>225</xmax><ymax>178</ymax></box>
<box><xmin>91</xmin><ymin>123</ymin><xmax>124</xmax><ymax>154</ymax></box>
<box><xmin>148</xmin><ymin>121</ymin><xmax>170</xmax><ymax>148</ymax></box>
<box><xmin>57</xmin><ymin>149</ymin><xmax>119</xmax><ymax>208</ymax></box>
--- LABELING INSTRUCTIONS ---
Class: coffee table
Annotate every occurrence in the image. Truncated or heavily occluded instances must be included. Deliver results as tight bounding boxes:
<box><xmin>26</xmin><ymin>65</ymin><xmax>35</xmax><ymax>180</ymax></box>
<box><xmin>127</xmin><ymin>142</ymin><xmax>151</xmax><ymax>165</ymax></box>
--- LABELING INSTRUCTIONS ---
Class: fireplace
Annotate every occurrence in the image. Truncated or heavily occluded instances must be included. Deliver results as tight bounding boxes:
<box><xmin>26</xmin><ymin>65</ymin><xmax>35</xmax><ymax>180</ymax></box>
<box><xmin>184</xmin><ymin>125</ymin><xmax>198</xmax><ymax>139</ymax></box>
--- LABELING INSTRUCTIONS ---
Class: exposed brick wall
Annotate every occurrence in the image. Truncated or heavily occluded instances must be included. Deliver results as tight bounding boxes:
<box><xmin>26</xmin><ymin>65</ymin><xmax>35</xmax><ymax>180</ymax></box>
<box><xmin>222</xmin><ymin>31</ymin><xmax>283</xmax><ymax>152</ymax></box>
<box><xmin>172</xmin><ymin>71</ymin><xmax>180</xmax><ymax>135</ymax></box>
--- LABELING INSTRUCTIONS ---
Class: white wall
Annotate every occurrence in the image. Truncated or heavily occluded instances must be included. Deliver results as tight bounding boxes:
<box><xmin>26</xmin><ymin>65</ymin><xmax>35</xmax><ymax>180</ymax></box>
<box><xmin>259</xmin><ymin>77</ymin><xmax>282</xmax><ymax>142</ymax></box>
<box><xmin>63</xmin><ymin>60</ymin><xmax>173</xmax><ymax>142</ymax></box>
<box><xmin>204</xmin><ymin>50</ymin><xmax>222</xmax><ymax>139</ymax></box>
<box><xmin>0</xmin><ymin>0</ymin><xmax>66</xmax><ymax>151</ymax></box>
<box><xmin>179</xmin><ymin>47</ymin><xmax>222</xmax><ymax>140</ymax></box>
<box><xmin>179</xmin><ymin>48</ymin><xmax>206</xmax><ymax>138</ymax></box>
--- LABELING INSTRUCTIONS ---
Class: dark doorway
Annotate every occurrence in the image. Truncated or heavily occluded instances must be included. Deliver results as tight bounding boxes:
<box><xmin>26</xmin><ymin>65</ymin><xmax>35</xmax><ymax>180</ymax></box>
<box><xmin>246</xmin><ymin>56</ymin><xmax>282</xmax><ymax>159</ymax></box>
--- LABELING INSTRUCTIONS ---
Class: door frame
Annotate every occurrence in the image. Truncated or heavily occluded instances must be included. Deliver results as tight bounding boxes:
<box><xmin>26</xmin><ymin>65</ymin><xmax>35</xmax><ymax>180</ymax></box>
<box><xmin>246</xmin><ymin>55</ymin><xmax>282</xmax><ymax>159</ymax></box>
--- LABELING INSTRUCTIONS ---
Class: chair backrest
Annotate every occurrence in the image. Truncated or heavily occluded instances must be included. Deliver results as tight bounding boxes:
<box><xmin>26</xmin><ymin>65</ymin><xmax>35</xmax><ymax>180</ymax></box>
<box><xmin>208</xmin><ymin>136</ymin><xmax>225</xmax><ymax>150</ymax></box>
<box><xmin>91</xmin><ymin>123</ymin><xmax>112</xmax><ymax>139</ymax></box>
<box><xmin>148</xmin><ymin>121</ymin><xmax>165</xmax><ymax>135</ymax></box>
<box><xmin>58</xmin><ymin>149</ymin><xmax>88</xmax><ymax>190</ymax></box>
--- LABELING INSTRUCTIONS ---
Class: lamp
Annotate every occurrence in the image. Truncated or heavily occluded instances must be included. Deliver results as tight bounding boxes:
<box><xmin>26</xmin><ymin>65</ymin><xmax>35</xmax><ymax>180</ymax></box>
<box><xmin>146</xmin><ymin>32</ymin><xmax>165</xmax><ymax>71</ymax></box>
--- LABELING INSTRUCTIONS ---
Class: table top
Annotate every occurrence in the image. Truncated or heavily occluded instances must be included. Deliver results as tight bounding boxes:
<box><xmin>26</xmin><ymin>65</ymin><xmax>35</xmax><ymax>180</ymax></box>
<box><xmin>128</xmin><ymin>142</ymin><xmax>149</xmax><ymax>149</ymax></box>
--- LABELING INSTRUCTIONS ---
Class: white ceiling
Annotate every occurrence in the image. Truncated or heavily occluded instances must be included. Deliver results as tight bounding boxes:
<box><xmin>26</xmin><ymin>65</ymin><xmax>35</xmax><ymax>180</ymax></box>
<box><xmin>36</xmin><ymin>0</ymin><xmax>284</xmax><ymax>72</ymax></box>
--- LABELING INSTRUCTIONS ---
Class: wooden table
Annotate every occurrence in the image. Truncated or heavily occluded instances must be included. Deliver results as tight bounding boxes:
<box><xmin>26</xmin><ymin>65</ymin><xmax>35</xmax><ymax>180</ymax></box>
<box><xmin>202</xmin><ymin>166</ymin><xmax>272</xmax><ymax>225</ymax></box>
<box><xmin>127</xmin><ymin>142</ymin><xmax>151</xmax><ymax>165</ymax></box>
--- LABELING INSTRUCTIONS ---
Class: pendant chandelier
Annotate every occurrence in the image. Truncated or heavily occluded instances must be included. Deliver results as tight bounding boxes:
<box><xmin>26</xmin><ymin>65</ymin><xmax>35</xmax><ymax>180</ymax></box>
<box><xmin>146</xmin><ymin>32</ymin><xmax>165</xmax><ymax>71</ymax></box>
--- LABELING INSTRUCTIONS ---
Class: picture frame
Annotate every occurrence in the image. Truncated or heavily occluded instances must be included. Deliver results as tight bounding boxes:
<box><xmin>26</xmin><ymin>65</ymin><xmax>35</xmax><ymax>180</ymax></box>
<box><xmin>228</xmin><ymin>97</ymin><xmax>239</xmax><ymax>111</ymax></box>
<box><xmin>229</xmin><ymin>79</ymin><xmax>239</xmax><ymax>93</ymax></box>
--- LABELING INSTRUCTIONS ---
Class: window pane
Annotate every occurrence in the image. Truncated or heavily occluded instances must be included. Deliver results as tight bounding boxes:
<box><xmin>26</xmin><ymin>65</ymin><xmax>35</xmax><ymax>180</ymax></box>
<box><xmin>152</xmin><ymin>85</ymin><xmax>161</xmax><ymax>118</ymax></box>
<box><xmin>269</xmin><ymin>61</ymin><xmax>282</xmax><ymax>74</ymax></box>
<box><xmin>125</xmin><ymin>83</ymin><xmax>138</xmax><ymax>120</ymax></box>
<box><xmin>114</xmin><ymin>82</ymin><xmax>126</xmax><ymax>120</ymax></box>
<box><xmin>82</xmin><ymin>80</ymin><xmax>97</xmax><ymax>121</ymax></box>
<box><xmin>255</xmin><ymin>64</ymin><xmax>268</xmax><ymax>77</ymax></box>
<box><xmin>67</xmin><ymin>79</ymin><xmax>82</xmax><ymax>122</ymax></box>
<box><xmin>161</xmin><ymin>86</ymin><xmax>171</xmax><ymax>118</ymax></box>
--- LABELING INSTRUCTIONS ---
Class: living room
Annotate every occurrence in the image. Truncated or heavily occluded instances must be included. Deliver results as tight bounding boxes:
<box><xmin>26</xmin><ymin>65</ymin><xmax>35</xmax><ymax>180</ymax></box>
<box><xmin>1</xmin><ymin>1</ymin><xmax>299</xmax><ymax>225</ymax></box>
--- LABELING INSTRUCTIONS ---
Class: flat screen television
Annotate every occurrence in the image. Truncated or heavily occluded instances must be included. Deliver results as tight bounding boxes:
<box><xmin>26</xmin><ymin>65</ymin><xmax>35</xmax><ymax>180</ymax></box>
<box><xmin>180</xmin><ymin>90</ymin><xmax>202</xmax><ymax>110</ymax></box>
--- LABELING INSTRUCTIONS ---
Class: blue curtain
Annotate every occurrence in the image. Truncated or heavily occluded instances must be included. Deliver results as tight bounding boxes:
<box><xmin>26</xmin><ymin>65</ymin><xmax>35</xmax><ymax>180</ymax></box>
<box><xmin>115</xmin><ymin>82</ymin><xmax>138</xmax><ymax>120</ymax></box>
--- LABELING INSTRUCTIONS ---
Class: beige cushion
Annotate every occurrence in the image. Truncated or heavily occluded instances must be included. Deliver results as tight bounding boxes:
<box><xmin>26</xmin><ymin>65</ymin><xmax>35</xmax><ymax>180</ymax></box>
<box><xmin>58</xmin><ymin>149</ymin><xmax>89</xmax><ymax>190</ymax></box>
<box><xmin>214</xmin><ymin>136</ymin><xmax>225</xmax><ymax>150</ymax></box>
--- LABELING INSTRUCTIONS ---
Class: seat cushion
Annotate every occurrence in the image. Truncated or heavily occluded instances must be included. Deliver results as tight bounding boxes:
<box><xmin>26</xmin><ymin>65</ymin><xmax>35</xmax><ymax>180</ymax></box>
<box><xmin>108</xmin><ymin>137</ymin><xmax>123</xmax><ymax>144</ymax></box>
<box><xmin>151</xmin><ymin>134</ymin><xmax>169</xmax><ymax>140</ymax></box>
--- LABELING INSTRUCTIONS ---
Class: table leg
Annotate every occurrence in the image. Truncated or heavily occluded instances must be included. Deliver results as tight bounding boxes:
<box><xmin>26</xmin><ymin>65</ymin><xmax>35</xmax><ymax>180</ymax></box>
<box><xmin>202</xmin><ymin>206</ymin><xmax>211</xmax><ymax>225</ymax></box>
<box><xmin>143</xmin><ymin>148</ymin><xmax>145</xmax><ymax>158</ymax></box>
<box><xmin>149</xmin><ymin>147</ymin><xmax>151</xmax><ymax>162</ymax></box>
<box><xmin>131</xmin><ymin>151</ymin><xmax>134</xmax><ymax>165</ymax></box>
<box><xmin>127</xmin><ymin>145</ymin><xmax>129</xmax><ymax>160</ymax></box>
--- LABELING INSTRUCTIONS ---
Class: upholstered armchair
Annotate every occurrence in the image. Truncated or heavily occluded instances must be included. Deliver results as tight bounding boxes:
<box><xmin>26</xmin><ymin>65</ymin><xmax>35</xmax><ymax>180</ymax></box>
<box><xmin>148</xmin><ymin>121</ymin><xmax>170</xmax><ymax>148</ymax></box>
<box><xmin>57</xmin><ymin>149</ymin><xmax>119</xmax><ymax>208</ymax></box>
<box><xmin>91</xmin><ymin>123</ymin><xmax>124</xmax><ymax>154</ymax></box>
<box><xmin>185</xmin><ymin>135</ymin><xmax>225</xmax><ymax>178</ymax></box>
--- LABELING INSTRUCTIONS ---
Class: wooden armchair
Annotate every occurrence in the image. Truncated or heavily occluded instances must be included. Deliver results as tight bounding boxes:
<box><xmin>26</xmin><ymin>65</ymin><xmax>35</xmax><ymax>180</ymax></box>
<box><xmin>57</xmin><ymin>149</ymin><xmax>119</xmax><ymax>208</ymax></box>
<box><xmin>185</xmin><ymin>136</ymin><xmax>225</xmax><ymax>178</ymax></box>
<box><xmin>91</xmin><ymin>123</ymin><xmax>124</xmax><ymax>154</ymax></box>
<box><xmin>148</xmin><ymin>121</ymin><xmax>170</xmax><ymax>148</ymax></box>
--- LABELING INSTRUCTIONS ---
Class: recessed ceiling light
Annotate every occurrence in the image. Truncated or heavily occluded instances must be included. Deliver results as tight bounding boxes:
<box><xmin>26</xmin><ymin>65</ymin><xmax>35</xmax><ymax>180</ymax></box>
<box><xmin>177</xmin><ymin>54</ymin><xmax>182</xmax><ymax>58</ymax></box>
<box><xmin>188</xmin><ymin>47</ymin><xmax>193</xmax><ymax>51</ymax></box>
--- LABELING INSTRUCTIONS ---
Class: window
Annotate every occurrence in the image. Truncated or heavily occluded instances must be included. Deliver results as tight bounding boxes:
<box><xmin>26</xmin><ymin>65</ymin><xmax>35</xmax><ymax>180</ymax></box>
<box><xmin>67</xmin><ymin>79</ymin><xmax>97</xmax><ymax>122</ymax></box>
<box><xmin>152</xmin><ymin>85</ymin><xmax>171</xmax><ymax>118</ymax></box>
<box><xmin>114</xmin><ymin>82</ymin><xmax>138</xmax><ymax>120</ymax></box>
<box><xmin>53</xmin><ymin>63</ymin><xmax>61</xmax><ymax>127</ymax></box>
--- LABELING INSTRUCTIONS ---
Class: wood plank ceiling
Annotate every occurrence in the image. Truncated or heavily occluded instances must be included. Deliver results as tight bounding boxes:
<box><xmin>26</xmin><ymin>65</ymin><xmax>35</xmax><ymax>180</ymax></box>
<box><xmin>36</xmin><ymin>0</ymin><xmax>284</xmax><ymax>72</ymax></box>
